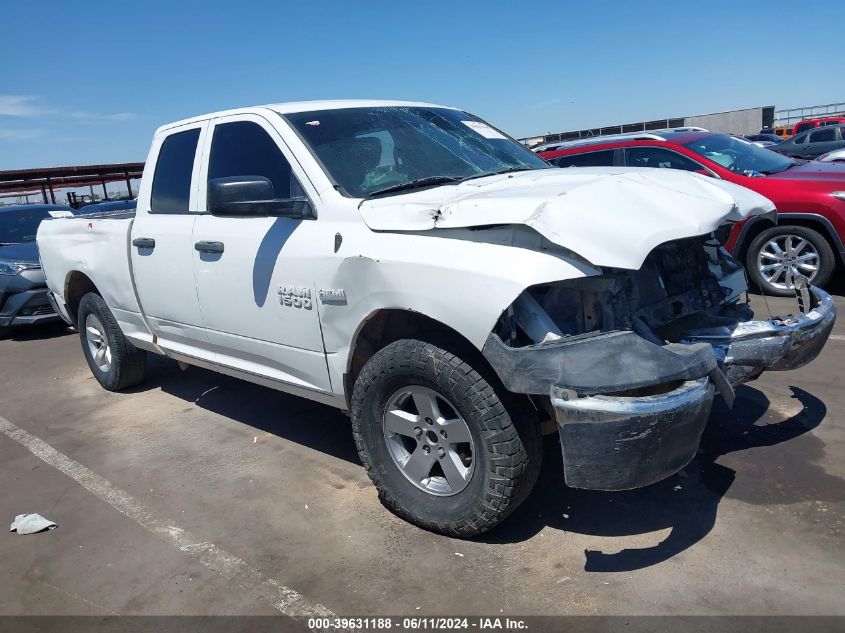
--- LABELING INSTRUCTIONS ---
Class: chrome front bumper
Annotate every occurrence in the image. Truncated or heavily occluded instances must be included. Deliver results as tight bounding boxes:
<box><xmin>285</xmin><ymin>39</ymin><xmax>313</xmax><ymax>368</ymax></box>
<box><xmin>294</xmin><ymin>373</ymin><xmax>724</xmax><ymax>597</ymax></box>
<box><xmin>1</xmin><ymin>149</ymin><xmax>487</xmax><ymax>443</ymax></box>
<box><xmin>681</xmin><ymin>286</ymin><xmax>836</xmax><ymax>385</ymax></box>
<box><xmin>551</xmin><ymin>286</ymin><xmax>836</xmax><ymax>492</ymax></box>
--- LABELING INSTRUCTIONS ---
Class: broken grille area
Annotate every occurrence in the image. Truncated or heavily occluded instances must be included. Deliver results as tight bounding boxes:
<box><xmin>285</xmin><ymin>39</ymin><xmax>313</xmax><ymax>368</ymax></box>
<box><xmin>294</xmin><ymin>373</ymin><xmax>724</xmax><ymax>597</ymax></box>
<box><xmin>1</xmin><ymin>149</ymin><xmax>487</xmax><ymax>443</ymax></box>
<box><xmin>496</xmin><ymin>234</ymin><xmax>750</xmax><ymax>348</ymax></box>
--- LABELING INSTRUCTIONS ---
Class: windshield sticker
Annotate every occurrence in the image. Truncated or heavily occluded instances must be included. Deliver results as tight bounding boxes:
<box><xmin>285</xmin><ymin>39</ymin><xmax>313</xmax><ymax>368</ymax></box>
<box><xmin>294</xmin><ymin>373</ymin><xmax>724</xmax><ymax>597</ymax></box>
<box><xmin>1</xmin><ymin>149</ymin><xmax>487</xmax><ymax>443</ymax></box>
<box><xmin>461</xmin><ymin>120</ymin><xmax>506</xmax><ymax>140</ymax></box>
<box><xmin>47</xmin><ymin>210</ymin><xmax>74</xmax><ymax>218</ymax></box>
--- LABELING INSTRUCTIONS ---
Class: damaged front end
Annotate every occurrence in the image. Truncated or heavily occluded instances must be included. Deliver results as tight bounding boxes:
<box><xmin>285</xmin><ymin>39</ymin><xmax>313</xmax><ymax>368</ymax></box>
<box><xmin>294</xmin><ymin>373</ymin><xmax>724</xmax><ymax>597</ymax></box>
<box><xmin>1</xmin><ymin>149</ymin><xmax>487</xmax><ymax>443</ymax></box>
<box><xmin>482</xmin><ymin>233</ymin><xmax>836</xmax><ymax>491</ymax></box>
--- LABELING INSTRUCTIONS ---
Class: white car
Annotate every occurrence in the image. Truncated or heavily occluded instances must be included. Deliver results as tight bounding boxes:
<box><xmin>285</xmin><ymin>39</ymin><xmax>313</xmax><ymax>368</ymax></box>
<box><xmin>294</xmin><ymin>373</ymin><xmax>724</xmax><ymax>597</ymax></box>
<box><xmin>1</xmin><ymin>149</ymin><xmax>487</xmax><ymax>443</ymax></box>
<box><xmin>36</xmin><ymin>100</ymin><xmax>836</xmax><ymax>536</ymax></box>
<box><xmin>817</xmin><ymin>148</ymin><xmax>845</xmax><ymax>162</ymax></box>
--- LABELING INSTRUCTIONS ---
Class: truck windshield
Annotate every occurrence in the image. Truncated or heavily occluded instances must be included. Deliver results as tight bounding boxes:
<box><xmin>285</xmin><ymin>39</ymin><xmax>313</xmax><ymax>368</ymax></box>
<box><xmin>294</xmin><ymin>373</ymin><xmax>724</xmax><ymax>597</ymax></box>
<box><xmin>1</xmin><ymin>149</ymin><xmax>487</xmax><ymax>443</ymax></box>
<box><xmin>283</xmin><ymin>107</ymin><xmax>549</xmax><ymax>197</ymax></box>
<box><xmin>683</xmin><ymin>134</ymin><xmax>795</xmax><ymax>175</ymax></box>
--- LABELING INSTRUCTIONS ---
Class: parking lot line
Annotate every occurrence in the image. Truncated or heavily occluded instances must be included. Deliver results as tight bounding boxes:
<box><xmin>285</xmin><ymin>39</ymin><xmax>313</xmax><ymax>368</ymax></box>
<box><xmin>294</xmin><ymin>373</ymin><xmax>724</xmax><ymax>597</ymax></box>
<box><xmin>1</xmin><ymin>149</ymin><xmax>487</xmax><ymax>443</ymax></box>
<box><xmin>829</xmin><ymin>334</ymin><xmax>845</xmax><ymax>342</ymax></box>
<box><xmin>0</xmin><ymin>414</ymin><xmax>336</xmax><ymax>620</ymax></box>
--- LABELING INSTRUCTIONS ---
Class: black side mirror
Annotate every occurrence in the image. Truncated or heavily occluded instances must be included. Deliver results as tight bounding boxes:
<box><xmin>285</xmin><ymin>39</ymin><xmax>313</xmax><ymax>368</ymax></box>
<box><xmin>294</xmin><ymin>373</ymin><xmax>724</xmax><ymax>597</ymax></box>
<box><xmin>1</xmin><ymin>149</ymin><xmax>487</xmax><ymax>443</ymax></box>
<box><xmin>207</xmin><ymin>176</ymin><xmax>311</xmax><ymax>218</ymax></box>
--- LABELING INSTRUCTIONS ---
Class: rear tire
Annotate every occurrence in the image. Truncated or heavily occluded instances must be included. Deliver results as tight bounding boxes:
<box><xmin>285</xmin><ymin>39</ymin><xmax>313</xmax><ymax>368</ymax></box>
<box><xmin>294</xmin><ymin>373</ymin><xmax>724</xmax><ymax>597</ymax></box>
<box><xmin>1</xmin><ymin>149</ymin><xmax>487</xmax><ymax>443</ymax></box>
<box><xmin>78</xmin><ymin>292</ymin><xmax>146</xmax><ymax>391</ymax></box>
<box><xmin>351</xmin><ymin>338</ymin><xmax>542</xmax><ymax>537</ymax></box>
<box><xmin>746</xmin><ymin>225</ymin><xmax>835</xmax><ymax>296</ymax></box>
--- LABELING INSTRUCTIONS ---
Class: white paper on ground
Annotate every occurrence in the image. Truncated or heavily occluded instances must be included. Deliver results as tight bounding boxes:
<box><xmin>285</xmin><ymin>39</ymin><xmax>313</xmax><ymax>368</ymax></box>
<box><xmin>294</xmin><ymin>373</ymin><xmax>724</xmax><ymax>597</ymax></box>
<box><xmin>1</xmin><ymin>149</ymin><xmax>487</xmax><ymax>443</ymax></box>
<box><xmin>9</xmin><ymin>513</ymin><xmax>57</xmax><ymax>535</ymax></box>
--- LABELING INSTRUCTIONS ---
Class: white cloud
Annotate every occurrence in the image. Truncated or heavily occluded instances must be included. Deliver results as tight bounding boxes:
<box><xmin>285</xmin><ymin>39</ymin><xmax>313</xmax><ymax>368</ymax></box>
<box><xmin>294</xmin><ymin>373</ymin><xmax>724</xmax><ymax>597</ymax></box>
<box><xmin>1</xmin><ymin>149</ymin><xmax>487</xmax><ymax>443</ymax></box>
<box><xmin>532</xmin><ymin>97</ymin><xmax>561</xmax><ymax>110</ymax></box>
<box><xmin>0</xmin><ymin>95</ymin><xmax>54</xmax><ymax>117</ymax></box>
<box><xmin>0</xmin><ymin>96</ymin><xmax>136</xmax><ymax>123</ymax></box>
<box><xmin>0</xmin><ymin>128</ymin><xmax>45</xmax><ymax>140</ymax></box>
<box><xmin>70</xmin><ymin>110</ymin><xmax>138</xmax><ymax>123</ymax></box>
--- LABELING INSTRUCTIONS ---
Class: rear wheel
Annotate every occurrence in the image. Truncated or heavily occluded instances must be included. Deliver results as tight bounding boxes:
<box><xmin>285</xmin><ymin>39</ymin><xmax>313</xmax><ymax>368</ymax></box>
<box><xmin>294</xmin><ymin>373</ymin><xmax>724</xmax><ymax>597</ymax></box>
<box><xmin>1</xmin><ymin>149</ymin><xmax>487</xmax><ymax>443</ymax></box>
<box><xmin>78</xmin><ymin>293</ymin><xmax>146</xmax><ymax>391</ymax></box>
<box><xmin>351</xmin><ymin>338</ymin><xmax>542</xmax><ymax>537</ymax></box>
<box><xmin>746</xmin><ymin>225</ymin><xmax>835</xmax><ymax>296</ymax></box>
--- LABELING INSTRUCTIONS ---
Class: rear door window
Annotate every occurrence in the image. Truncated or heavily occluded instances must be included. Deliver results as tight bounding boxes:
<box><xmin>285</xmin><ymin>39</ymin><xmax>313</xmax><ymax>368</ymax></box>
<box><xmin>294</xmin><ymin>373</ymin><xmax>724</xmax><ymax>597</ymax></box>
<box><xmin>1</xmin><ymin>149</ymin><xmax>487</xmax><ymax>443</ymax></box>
<box><xmin>624</xmin><ymin>147</ymin><xmax>703</xmax><ymax>171</ymax></box>
<box><xmin>150</xmin><ymin>129</ymin><xmax>201</xmax><ymax>214</ymax></box>
<box><xmin>809</xmin><ymin>128</ymin><xmax>836</xmax><ymax>143</ymax></box>
<box><xmin>553</xmin><ymin>150</ymin><xmax>615</xmax><ymax>167</ymax></box>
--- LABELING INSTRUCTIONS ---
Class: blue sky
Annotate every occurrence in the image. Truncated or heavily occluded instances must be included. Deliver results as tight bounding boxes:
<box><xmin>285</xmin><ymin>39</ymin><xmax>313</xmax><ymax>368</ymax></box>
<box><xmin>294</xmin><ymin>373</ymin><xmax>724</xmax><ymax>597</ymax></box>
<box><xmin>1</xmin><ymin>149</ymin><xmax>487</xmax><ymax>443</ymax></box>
<box><xmin>1</xmin><ymin>0</ymin><xmax>843</xmax><ymax>170</ymax></box>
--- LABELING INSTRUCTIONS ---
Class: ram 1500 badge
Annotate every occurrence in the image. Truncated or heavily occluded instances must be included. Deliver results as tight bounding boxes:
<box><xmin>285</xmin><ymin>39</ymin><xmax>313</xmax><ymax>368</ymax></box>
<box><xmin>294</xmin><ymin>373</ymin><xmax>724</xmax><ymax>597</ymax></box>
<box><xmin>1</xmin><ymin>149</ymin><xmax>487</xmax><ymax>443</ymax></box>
<box><xmin>36</xmin><ymin>100</ymin><xmax>835</xmax><ymax>536</ymax></box>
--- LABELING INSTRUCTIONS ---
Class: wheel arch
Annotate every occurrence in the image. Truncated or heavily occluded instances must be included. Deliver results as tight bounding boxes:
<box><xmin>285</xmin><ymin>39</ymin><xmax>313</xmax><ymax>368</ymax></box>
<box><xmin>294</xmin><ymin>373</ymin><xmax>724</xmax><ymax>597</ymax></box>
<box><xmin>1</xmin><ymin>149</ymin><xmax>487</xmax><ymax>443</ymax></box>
<box><xmin>737</xmin><ymin>213</ymin><xmax>845</xmax><ymax>266</ymax></box>
<box><xmin>343</xmin><ymin>308</ymin><xmax>504</xmax><ymax>410</ymax></box>
<box><xmin>64</xmin><ymin>271</ymin><xmax>100</xmax><ymax>327</ymax></box>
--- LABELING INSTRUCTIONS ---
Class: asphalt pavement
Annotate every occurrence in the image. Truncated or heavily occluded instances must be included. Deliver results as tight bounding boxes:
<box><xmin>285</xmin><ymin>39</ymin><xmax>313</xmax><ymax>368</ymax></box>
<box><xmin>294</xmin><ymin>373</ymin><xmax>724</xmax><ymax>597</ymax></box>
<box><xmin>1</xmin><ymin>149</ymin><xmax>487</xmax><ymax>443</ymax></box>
<box><xmin>1</xmin><ymin>291</ymin><xmax>843</xmax><ymax>618</ymax></box>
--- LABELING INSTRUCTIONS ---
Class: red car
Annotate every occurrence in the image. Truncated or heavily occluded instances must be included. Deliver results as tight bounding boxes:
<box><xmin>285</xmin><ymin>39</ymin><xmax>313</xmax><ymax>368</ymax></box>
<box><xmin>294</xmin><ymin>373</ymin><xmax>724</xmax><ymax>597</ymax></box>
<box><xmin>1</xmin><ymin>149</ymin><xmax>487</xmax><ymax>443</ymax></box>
<box><xmin>793</xmin><ymin>116</ymin><xmax>845</xmax><ymax>136</ymax></box>
<box><xmin>539</xmin><ymin>130</ymin><xmax>845</xmax><ymax>295</ymax></box>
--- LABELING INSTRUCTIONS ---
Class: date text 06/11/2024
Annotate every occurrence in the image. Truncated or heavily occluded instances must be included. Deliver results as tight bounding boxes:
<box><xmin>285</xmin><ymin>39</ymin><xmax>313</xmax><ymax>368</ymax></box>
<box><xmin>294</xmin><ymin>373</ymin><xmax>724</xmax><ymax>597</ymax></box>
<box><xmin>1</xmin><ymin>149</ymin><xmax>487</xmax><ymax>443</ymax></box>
<box><xmin>306</xmin><ymin>617</ymin><xmax>528</xmax><ymax>630</ymax></box>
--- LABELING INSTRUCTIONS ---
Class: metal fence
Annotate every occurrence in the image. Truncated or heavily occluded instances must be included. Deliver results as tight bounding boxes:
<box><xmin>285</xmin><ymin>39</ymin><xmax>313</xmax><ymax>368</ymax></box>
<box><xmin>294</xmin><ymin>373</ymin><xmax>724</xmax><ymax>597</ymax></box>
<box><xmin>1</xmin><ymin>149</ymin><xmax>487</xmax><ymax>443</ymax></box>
<box><xmin>774</xmin><ymin>102</ymin><xmax>845</xmax><ymax>126</ymax></box>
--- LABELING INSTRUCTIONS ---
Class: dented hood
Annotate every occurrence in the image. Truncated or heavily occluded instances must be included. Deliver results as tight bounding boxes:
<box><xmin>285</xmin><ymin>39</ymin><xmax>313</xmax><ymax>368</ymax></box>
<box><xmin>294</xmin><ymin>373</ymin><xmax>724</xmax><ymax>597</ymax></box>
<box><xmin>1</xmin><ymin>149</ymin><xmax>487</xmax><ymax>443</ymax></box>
<box><xmin>359</xmin><ymin>167</ymin><xmax>775</xmax><ymax>270</ymax></box>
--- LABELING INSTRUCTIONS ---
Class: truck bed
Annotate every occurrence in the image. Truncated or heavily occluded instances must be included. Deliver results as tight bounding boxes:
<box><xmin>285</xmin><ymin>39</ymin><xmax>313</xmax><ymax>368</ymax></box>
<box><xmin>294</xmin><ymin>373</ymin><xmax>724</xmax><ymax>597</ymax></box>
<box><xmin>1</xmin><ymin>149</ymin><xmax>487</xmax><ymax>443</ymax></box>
<box><xmin>37</xmin><ymin>214</ymin><xmax>146</xmax><ymax>338</ymax></box>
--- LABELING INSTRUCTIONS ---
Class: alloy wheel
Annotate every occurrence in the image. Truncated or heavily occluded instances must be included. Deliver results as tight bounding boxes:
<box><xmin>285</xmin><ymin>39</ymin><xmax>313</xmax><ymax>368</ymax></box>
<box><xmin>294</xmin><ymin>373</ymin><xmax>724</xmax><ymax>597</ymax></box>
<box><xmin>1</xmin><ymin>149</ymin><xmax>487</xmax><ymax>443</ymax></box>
<box><xmin>85</xmin><ymin>314</ymin><xmax>113</xmax><ymax>373</ymax></box>
<box><xmin>757</xmin><ymin>233</ymin><xmax>819</xmax><ymax>290</ymax></box>
<box><xmin>382</xmin><ymin>386</ymin><xmax>475</xmax><ymax>496</ymax></box>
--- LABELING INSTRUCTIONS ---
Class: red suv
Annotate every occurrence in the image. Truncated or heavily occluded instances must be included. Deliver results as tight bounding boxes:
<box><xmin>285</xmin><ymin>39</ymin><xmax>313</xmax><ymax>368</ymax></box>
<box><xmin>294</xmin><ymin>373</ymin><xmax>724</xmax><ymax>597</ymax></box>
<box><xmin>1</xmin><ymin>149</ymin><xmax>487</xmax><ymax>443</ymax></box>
<box><xmin>539</xmin><ymin>130</ymin><xmax>845</xmax><ymax>295</ymax></box>
<box><xmin>793</xmin><ymin>116</ymin><xmax>845</xmax><ymax>136</ymax></box>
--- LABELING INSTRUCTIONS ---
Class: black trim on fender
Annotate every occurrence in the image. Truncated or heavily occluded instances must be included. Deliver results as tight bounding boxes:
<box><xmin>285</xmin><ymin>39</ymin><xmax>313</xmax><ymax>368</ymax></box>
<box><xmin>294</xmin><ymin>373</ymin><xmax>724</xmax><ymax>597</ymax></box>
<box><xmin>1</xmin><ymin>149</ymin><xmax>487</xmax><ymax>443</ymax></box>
<box><xmin>481</xmin><ymin>330</ymin><xmax>717</xmax><ymax>397</ymax></box>
<box><xmin>732</xmin><ymin>209</ymin><xmax>778</xmax><ymax>254</ymax></box>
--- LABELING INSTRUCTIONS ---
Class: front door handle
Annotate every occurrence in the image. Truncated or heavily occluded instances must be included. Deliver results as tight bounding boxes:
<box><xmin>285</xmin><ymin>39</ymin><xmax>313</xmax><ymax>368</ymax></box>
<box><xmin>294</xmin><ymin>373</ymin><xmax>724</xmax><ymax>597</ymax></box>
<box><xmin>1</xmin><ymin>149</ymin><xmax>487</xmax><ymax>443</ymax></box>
<box><xmin>132</xmin><ymin>237</ymin><xmax>156</xmax><ymax>249</ymax></box>
<box><xmin>194</xmin><ymin>240</ymin><xmax>224</xmax><ymax>254</ymax></box>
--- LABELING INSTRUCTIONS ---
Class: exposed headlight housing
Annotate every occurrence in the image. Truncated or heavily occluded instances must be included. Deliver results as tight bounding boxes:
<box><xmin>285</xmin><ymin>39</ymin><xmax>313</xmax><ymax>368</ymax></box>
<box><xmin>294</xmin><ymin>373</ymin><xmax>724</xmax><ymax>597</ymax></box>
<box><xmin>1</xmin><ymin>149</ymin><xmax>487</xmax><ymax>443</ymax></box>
<box><xmin>832</xmin><ymin>191</ymin><xmax>845</xmax><ymax>202</ymax></box>
<box><xmin>712</xmin><ymin>223</ymin><xmax>732</xmax><ymax>245</ymax></box>
<box><xmin>0</xmin><ymin>260</ymin><xmax>39</xmax><ymax>276</ymax></box>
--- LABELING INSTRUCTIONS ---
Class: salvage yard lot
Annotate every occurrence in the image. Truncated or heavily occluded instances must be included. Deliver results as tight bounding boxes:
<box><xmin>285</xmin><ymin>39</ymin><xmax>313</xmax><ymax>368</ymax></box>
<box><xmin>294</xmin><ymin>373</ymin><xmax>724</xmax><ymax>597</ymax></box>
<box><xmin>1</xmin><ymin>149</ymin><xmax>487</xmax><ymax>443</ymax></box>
<box><xmin>1</xmin><ymin>292</ymin><xmax>844</xmax><ymax>617</ymax></box>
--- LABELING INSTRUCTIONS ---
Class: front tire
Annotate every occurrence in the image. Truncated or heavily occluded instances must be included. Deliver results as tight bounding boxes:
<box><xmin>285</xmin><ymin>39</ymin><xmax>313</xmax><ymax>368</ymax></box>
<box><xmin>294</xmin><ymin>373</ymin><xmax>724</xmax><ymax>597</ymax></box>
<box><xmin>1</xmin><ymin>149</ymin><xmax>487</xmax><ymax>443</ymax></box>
<box><xmin>746</xmin><ymin>225</ymin><xmax>835</xmax><ymax>296</ymax></box>
<box><xmin>78</xmin><ymin>293</ymin><xmax>146</xmax><ymax>391</ymax></box>
<box><xmin>351</xmin><ymin>339</ymin><xmax>542</xmax><ymax>537</ymax></box>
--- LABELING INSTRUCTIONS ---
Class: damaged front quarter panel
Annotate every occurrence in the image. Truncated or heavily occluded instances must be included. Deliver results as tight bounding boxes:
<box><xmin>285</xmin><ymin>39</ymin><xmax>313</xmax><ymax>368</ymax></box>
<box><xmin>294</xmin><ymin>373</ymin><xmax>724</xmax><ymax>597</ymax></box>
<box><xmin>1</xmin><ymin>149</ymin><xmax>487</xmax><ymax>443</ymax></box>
<box><xmin>354</xmin><ymin>166</ymin><xmax>830</xmax><ymax>493</ymax></box>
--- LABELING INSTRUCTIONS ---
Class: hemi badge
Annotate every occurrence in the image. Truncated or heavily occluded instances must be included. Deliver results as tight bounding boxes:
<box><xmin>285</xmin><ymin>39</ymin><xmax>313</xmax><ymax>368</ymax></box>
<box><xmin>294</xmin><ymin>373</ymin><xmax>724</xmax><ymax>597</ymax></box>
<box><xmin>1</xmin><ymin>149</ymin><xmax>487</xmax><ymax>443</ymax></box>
<box><xmin>319</xmin><ymin>289</ymin><xmax>347</xmax><ymax>305</ymax></box>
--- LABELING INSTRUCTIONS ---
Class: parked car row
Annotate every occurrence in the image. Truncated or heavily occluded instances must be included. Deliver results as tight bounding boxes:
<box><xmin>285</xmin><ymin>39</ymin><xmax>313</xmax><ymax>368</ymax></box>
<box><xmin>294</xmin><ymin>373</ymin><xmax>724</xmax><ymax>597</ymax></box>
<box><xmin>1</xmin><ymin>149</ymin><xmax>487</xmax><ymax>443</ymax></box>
<box><xmin>770</xmin><ymin>124</ymin><xmax>845</xmax><ymax>160</ymax></box>
<box><xmin>538</xmin><ymin>129</ymin><xmax>845</xmax><ymax>296</ymax></box>
<box><xmin>765</xmin><ymin>115</ymin><xmax>845</xmax><ymax>139</ymax></box>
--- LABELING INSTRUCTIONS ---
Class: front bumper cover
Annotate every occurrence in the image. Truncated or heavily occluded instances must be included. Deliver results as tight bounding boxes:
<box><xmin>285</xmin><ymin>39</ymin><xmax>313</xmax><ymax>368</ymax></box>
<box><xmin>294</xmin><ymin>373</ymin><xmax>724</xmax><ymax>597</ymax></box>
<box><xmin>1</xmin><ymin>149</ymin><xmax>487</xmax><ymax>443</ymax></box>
<box><xmin>0</xmin><ymin>287</ymin><xmax>59</xmax><ymax>327</ymax></box>
<box><xmin>552</xmin><ymin>379</ymin><xmax>715</xmax><ymax>490</ymax></box>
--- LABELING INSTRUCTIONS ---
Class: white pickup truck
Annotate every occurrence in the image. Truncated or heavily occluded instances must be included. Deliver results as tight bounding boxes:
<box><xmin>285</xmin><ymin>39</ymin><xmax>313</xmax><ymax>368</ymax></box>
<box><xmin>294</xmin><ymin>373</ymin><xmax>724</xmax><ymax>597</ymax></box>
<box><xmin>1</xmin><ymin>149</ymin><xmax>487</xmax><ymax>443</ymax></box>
<box><xmin>37</xmin><ymin>100</ymin><xmax>836</xmax><ymax>536</ymax></box>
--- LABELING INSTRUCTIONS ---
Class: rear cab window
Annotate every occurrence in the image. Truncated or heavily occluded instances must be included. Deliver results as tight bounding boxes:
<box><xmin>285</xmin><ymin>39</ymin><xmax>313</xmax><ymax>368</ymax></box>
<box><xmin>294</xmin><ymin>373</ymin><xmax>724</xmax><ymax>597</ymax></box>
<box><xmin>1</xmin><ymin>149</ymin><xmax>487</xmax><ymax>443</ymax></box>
<box><xmin>150</xmin><ymin>128</ymin><xmax>201</xmax><ymax>214</ymax></box>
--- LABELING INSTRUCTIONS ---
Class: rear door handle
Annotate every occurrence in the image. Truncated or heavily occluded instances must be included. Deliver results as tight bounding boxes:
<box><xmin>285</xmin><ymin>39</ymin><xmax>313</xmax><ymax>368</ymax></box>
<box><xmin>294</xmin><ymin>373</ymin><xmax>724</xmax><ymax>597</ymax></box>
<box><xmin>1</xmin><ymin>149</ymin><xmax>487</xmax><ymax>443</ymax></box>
<box><xmin>132</xmin><ymin>237</ymin><xmax>156</xmax><ymax>249</ymax></box>
<box><xmin>194</xmin><ymin>240</ymin><xmax>224</xmax><ymax>254</ymax></box>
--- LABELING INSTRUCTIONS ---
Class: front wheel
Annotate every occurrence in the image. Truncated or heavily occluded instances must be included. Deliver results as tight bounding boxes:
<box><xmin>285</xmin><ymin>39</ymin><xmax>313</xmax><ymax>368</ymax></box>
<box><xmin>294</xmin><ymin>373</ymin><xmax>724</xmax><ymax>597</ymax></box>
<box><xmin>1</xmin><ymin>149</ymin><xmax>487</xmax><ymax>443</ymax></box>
<box><xmin>351</xmin><ymin>339</ymin><xmax>542</xmax><ymax>537</ymax></box>
<box><xmin>746</xmin><ymin>225</ymin><xmax>835</xmax><ymax>296</ymax></box>
<box><xmin>78</xmin><ymin>293</ymin><xmax>146</xmax><ymax>391</ymax></box>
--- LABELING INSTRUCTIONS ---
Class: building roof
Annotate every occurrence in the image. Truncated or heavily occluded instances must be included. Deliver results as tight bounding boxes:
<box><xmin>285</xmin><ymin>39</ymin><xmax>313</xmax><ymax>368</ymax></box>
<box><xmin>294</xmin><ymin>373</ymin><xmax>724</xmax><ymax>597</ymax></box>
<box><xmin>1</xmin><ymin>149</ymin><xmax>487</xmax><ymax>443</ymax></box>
<box><xmin>0</xmin><ymin>162</ymin><xmax>144</xmax><ymax>196</ymax></box>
